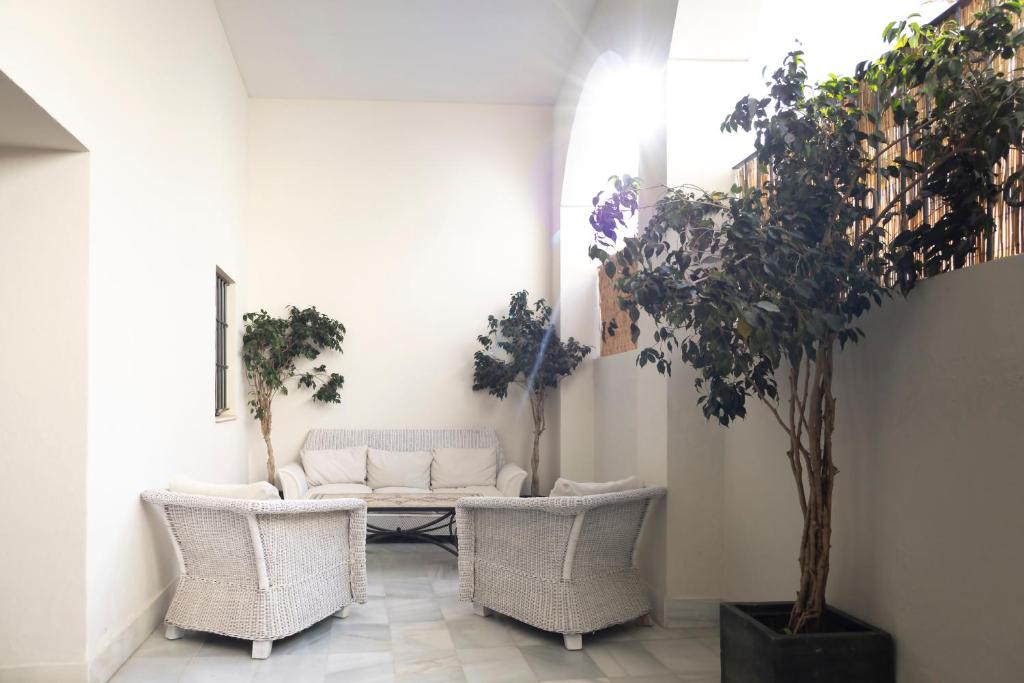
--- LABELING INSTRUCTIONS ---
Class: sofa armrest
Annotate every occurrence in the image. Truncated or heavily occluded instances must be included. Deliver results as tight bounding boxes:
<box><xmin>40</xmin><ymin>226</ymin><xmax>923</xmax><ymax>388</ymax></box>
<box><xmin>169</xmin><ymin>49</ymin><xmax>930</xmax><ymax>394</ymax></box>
<box><xmin>496</xmin><ymin>463</ymin><xmax>527</xmax><ymax>497</ymax></box>
<box><xmin>276</xmin><ymin>463</ymin><xmax>308</xmax><ymax>500</ymax></box>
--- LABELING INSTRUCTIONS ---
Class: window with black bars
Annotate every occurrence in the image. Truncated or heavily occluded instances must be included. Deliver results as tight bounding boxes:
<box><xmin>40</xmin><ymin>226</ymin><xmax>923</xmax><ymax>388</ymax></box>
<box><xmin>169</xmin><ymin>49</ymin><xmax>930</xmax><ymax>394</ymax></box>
<box><xmin>215</xmin><ymin>269</ymin><xmax>231</xmax><ymax>416</ymax></box>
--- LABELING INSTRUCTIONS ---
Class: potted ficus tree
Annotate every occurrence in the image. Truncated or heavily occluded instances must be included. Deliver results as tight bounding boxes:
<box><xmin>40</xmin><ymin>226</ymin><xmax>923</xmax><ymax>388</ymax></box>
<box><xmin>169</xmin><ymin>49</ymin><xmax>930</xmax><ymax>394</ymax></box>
<box><xmin>472</xmin><ymin>290</ymin><xmax>591</xmax><ymax>496</ymax></box>
<box><xmin>590</xmin><ymin>4</ymin><xmax>1024</xmax><ymax>681</ymax></box>
<box><xmin>242</xmin><ymin>306</ymin><xmax>347</xmax><ymax>484</ymax></box>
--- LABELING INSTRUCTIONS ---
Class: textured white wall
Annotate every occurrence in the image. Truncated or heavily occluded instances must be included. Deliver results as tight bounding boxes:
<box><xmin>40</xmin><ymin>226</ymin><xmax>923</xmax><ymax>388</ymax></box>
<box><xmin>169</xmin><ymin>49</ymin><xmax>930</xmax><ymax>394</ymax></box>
<box><xmin>721</xmin><ymin>256</ymin><xmax>1024</xmax><ymax>682</ymax></box>
<box><xmin>0</xmin><ymin>1</ymin><xmax>250</xmax><ymax>678</ymax></box>
<box><xmin>244</xmin><ymin>99</ymin><xmax>554</xmax><ymax>489</ymax></box>
<box><xmin>0</xmin><ymin>148</ymin><xmax>89</xmax><ymax>679</ymax></box>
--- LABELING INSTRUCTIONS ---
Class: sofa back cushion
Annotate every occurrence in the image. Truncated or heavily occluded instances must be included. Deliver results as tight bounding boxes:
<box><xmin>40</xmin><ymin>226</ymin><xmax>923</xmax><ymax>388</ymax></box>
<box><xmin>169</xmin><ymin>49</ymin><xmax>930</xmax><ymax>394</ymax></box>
<box><xmin>549</xmin><ymin>475</ymin><xmax>641</xmax><ymax>497</ymax></box>
<box><xmin>367</xmin><ymin>448</ymin><xmax>432</xmax><ymax>489</ymax></box>
<box><xmin>170</xmin><ymin>475</ymin><xmax>280</xmax><ymax>500</ymax></box>
<box><xmin>301</xmin><ymin>445</ymin><xmax>367</xmax><ymax>486</ymax></box>
<box><xmin>431</xmin><ymin>447</ymin><xmax>497</xmax><ymax>488</ymax></box>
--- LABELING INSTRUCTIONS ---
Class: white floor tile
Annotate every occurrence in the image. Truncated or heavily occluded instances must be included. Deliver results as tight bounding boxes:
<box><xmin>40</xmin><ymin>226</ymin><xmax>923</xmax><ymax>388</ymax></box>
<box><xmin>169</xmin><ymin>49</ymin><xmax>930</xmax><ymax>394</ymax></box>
<box><xmin>109</xmin><ymin>656</ymin><xmax>190</xmax><ymax>683</ymax></box>
<box><xmin>115</xmin><ymin>543</ymin><xmax>722</xmax><ymax>683</ymax></box>
<box><xmin>457</xmin><ymin>646</ymin><xmax>537</xmax><ymax>683</ymax></box>
<box><xmin>326</xmin><ymin>651</ymin><xmax>395</xmax><ymax>683</ymax></box>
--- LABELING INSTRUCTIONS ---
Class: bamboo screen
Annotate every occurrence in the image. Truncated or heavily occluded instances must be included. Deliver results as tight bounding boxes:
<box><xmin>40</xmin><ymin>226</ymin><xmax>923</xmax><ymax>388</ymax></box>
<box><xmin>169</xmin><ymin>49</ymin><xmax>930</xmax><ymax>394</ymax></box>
<box><xmin>733</xmin><ymin>0</ymin><xmax>1024</xmax><ymax>271</ymax></box>
<box><xmin>602</xmin><ymin>0</ymin><xmax>1023</xmax><ymax>357</ymax></box>
<box><xmin>598</xmin><ymin>264</ymin><xmax>637</xmax><ymax>356</ymax></box>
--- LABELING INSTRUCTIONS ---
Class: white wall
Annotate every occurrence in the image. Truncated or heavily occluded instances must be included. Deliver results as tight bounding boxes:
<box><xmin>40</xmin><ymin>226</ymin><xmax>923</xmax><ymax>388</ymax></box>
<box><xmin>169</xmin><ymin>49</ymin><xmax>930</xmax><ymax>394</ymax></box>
<box><xmin>245</xmin><ymin>99</ymin><xmax>554</xmax><ymax>489</ymax></box>
<box><xmin>721</xmin><ymin>255</ymin><xmax>1024</xmax><ymax>683</ymax></box>
<box><xmin>0</xmin><ymin>2</ymin><xmax>250</xmax><ymax>679</ymax></box>
<box><xmin>0</xmin><ymin>148</ymin><xmax>89</xmax><ymax>680</ymax></box>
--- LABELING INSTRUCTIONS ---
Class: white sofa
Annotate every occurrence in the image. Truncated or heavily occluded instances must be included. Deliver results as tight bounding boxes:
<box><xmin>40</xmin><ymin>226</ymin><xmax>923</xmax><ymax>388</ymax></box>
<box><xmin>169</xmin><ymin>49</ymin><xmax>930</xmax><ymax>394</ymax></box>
<box><xmin>276</xmin><ymin>428</ymin><xmax>527</xmax><ymax>500</ymax></box>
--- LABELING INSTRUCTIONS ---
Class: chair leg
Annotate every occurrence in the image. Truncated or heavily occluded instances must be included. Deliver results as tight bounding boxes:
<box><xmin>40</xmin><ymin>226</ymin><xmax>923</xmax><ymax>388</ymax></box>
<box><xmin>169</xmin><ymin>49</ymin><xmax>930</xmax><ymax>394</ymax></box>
<box><xmin>333</xmin><ymin>605</ymin><xmax>351</xmax><ymax>619</ymax></box>
<box><xmin>252</xmin><ymin>640</ymin><xmax>273</xmax><ymax>659</ymax></box>
<box><xmin>164</xmin><ymin>624</ymin><xmax>184</xmax><ymax>640</ymax></box>
<box><xmin>472</xmin><ymin>602</ymin><xmax>493</xmax><ymax>617</ymax></box>
<box><xmin>636</xmin><ymin>613</ymin><xmax>655</xmax><ymax>627</ymax></box>
<box><xmin>563</xmin><ymin>633</ymin><xmax>583</xmax><ymax>650</ymax></box>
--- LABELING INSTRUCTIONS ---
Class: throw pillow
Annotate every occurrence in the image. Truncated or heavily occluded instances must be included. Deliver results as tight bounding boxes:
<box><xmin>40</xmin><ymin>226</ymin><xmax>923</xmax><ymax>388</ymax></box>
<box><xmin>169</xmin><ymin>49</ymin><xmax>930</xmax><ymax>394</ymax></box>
<box><xmin>301</xmin><ymin>445</ymin><xmax>368</xmax><ymax>486</ymax></box>
<box><xmin>431</xmin><ymin>447</ymin><xmax>498</xmax><ymax>488</ymax></box>
<box><xmin>367</xmin><ymin>448</ymin><xmax>432</xmax><ymax>489</ymax></box>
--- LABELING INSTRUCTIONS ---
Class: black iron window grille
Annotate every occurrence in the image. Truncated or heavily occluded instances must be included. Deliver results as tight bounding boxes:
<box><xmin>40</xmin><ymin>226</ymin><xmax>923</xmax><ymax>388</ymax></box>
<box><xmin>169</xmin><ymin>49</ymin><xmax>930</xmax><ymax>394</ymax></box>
<box><xmin>215</xmin><ymin>269</ymin><xmax>231</xmax><ymax>416</ymax></box>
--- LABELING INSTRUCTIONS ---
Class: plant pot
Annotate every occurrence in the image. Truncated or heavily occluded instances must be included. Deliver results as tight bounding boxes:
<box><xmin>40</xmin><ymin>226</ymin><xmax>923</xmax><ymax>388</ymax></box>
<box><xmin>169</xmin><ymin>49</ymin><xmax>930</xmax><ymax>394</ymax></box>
<box><xmin>720</xmin><ymin>602</ymin><xmax>894</xmax><ymax>683</ymax></box>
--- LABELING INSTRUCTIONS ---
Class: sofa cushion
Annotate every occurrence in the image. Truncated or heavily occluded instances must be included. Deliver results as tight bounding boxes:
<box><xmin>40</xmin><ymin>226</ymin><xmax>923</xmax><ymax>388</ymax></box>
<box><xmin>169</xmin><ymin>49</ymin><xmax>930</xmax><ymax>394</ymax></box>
<box><xmin>170</xmin><ymin>475</ymin><xmax>279</xmax><ymax>500</ymax></box>
<box><xmin>431</xmin><ymin>447</ymin><xmax>497</xmax><ymax>489</ymax></box>
<box><xmin>301</xmin><ymin>445</ymin><xmax>367</xmax><ymax>486</ymax></box>
<box><xmin>431</xmin><ymin>485</ymin><xmax>503</xmax><ymax>497</ymax></box>
<box><xmin>367</xmin><ymin>448</ymin><xmax>432</xmax><ymax>489</ymax></box>
<box><xmin>372</xmin><ymin>486</ymin><xmax>432</xmax><ymax>494</ymax></box>
<box><xmin>306</xmin><ymin>482</ymin><xmax>373</xmax><ymax>499</ymax></box>
<box><xmin>549</xmin><ymin>475</ymin><xmax>642</xmax><ymax>497</ymax></box>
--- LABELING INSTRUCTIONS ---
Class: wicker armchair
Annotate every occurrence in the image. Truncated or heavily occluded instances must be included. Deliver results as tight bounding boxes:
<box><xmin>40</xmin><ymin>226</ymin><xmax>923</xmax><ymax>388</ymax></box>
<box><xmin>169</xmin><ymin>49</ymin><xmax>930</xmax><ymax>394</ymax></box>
<box><xmin>456</xmin><ymin>487</ymin><xmax>666</xmax><ymax>650</ymax></box>
<box><xmin>141</xmin><ymin>490</ymin><xmax>368</xmax><ymax>659</ymax></box>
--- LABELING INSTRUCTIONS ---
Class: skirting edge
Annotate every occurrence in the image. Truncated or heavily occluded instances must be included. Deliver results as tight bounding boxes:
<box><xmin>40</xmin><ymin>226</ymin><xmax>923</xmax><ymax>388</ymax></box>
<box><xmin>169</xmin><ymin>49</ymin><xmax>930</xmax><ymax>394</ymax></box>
<box><xmin>88</xmin><ymin>580</ymin><xmax>175</xmax><ymax>683</ymax></box>
<box><xmin>646</xmin><ymin>586</ymin><xmax>720</xmax><ymax>629</ymax></box>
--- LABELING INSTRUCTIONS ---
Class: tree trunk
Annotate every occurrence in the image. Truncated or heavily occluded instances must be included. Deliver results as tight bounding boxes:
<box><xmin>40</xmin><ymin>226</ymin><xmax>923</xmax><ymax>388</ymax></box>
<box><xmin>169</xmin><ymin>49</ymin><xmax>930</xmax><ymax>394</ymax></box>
<box><xmin>787</xmin><ymin>338</ymin><xmax>837</xmax><ymax>634</ymax></box>
<box><xmin>260</xmin><ymin>412</ymin><xmax>276</xmax><ymax>484</ymax></box>
<box><xmin>529</xmin><ymin>390</ymin><xmax>546</xmax><ymax>496</ymax></box>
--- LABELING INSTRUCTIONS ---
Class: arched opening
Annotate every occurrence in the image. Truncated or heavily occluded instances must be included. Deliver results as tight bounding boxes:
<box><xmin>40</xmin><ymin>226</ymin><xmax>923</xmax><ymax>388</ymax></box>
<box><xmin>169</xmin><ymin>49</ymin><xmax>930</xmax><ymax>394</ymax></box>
<box><xmin>555</xmin><ymin>50</ymin><xmax>658</xmax><ymax>483</ymax></box>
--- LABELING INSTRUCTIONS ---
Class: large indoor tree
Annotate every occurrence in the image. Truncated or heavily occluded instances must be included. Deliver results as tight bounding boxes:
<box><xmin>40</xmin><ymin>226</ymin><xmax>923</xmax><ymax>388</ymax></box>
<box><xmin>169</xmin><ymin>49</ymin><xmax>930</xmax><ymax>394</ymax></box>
<box><xmin>242</xmin><ymin>306</ymin><xmax>346</xmax><ymax>483</ymax></box>
<box><xmin>473</xmin><ymin>291</ymin><xmax>591</xmax><ymax>496</ymax></box>
<box><xmin>590</xmin><ymin>2</ymin><xmax>1024</xmax><ymax>633</ymax></box>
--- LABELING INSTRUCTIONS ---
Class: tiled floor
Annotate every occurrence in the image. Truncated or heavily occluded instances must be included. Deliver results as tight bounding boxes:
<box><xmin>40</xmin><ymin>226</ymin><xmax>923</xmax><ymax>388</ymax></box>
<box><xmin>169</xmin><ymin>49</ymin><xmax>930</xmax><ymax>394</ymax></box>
<box><xmin>111</xmin><ymin>543</ymin><xmax>721</xmax><ymax>683</ymax></box>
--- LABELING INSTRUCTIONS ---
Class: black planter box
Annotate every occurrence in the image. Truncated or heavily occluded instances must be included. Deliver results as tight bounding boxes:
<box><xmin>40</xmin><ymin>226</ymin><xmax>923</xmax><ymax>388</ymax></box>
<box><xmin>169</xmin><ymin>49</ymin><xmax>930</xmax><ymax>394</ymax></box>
<box><xmin>721</xmin><ymin>602</ymin><xmax>894</xmax><ymax>683</ymax></box>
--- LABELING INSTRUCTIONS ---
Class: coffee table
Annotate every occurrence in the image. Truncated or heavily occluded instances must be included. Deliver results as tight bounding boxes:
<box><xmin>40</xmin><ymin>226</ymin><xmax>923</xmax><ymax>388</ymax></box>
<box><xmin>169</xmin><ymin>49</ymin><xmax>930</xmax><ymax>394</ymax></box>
<box><xmin>346</xmin><ymin>492</ymin><xmax>479</xmax><ymax>556</ymax></box>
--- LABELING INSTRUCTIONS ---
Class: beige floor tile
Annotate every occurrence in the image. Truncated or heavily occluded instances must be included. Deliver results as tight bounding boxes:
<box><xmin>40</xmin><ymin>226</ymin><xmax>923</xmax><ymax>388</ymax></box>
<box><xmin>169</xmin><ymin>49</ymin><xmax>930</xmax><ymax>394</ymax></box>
<box><xmin>457</xmin><ymin>646</ymin><xmax>537</xmax><ymax>683</ymax></box>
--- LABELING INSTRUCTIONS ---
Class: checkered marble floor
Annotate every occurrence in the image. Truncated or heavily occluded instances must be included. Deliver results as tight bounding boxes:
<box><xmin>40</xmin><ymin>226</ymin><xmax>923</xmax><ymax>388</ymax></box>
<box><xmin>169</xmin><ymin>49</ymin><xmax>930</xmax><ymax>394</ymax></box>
<box><xmin>111</xmin><ymin>543</ymin><xmax>721</xmax><ymax>683</ymax></box>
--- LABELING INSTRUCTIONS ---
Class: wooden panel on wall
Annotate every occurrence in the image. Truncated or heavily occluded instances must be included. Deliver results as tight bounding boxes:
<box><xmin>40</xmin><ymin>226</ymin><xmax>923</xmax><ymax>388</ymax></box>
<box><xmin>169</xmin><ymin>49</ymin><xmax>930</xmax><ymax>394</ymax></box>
<box><xmin>598</xmin><ymin>264</ymin><xmax>637</xmax><ymax>357</ymax></box>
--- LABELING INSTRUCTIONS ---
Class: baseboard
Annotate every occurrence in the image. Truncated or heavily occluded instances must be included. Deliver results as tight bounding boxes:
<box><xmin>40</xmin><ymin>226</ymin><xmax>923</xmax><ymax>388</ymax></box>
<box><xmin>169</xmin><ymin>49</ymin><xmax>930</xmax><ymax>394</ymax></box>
<box><xmin>0</xmin><ymin>662</ymin><xmax>86</xmax><ymax>683</ymax></box>
<box><xmin>87</xmin><ymin>580</ymin><xmax>175</xmax><ymax>683</ymax></box>
<box><xmin>663</xmin><ymin>597</ymin><xmax>719</xmax><ymax>628</ymax></box>
<box><xmin>647</xmin><ymin>588</ymin><xmax>720</xmax><ymax>629</ymax></box>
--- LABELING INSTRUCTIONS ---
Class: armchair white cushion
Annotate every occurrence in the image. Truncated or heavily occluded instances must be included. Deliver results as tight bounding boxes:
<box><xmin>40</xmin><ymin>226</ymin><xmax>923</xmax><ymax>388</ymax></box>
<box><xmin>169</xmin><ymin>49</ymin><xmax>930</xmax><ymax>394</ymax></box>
<box><xmin>457</xmin><ymin>487</ymin><xmax>666</xmax><ymax>650</ymax></box>
<box><xmin>141</xmin><ymin>490</ymin><xmax>368</xmax><ymax>660</ymax></box>
<box><xmin>431</xmin><ymin>447</ymin><xmax>497</xmax><ymax>488</ymax></box>
<box><xmin>300</xmin><ymin>445</ymin><xmax>367</xmax><ymax>486</ymax></box>
<box><xmin>170</xmin><ymin>475</ymin><xmax>279</xmax><ymax>500</ymax></box>
<box><xmin>549</xmin><ymin>475</ymin><xmax>641</xmax><ymax>497</ymax></box>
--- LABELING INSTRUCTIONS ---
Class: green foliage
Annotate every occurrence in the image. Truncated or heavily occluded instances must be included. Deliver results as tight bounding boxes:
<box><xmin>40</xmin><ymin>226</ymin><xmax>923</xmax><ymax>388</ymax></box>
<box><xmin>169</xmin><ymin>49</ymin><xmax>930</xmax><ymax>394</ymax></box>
<box><xmin>472</xmin><ymin>291</ymin><xmax>591</xmax><ymax>400</ymax></box>
<box><xmin>591</xmin><ymin>1</ymin><xmax>1024</xmax><ymax>426</ymax></box>
<box><xmin>864</xmin><ymin>3</ymin><xmax>1024</xmax><ymax>287</ymax></box>
<box><xmin>242</xmin><ymin>306</ymin><xmax>346</xmax><ymax>421</ymax></box>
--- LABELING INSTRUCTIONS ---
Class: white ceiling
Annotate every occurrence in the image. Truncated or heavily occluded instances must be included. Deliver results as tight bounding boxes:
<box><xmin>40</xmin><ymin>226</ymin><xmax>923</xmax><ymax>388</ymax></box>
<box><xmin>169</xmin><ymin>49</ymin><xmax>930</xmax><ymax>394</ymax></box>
<box><xmin>214</xmin><ymin>0</ymin><xmax>597</xmax><ymax>105</ymax></box>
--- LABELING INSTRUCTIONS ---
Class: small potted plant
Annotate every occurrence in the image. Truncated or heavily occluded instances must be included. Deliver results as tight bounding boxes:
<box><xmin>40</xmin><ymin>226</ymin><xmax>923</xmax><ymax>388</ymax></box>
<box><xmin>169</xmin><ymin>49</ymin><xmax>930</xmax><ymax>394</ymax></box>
<box><xmin>242</xmin><ymin>306</ymin><xmax>346</xmax><ymax>484</ymax></box>
<box><xmin>472</xmin><ymin>291</ymin><xmax>591</xmax><ymax>496</ymax></box>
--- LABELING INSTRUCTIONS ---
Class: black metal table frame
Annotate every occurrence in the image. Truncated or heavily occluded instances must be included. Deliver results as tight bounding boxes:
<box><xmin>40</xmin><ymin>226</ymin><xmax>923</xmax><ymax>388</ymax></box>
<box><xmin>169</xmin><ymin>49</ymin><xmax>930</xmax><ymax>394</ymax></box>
<box><xmin>366</xmin><ymin>506</ymin><xmax>459</xmax><ymax>556</ymax></box>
